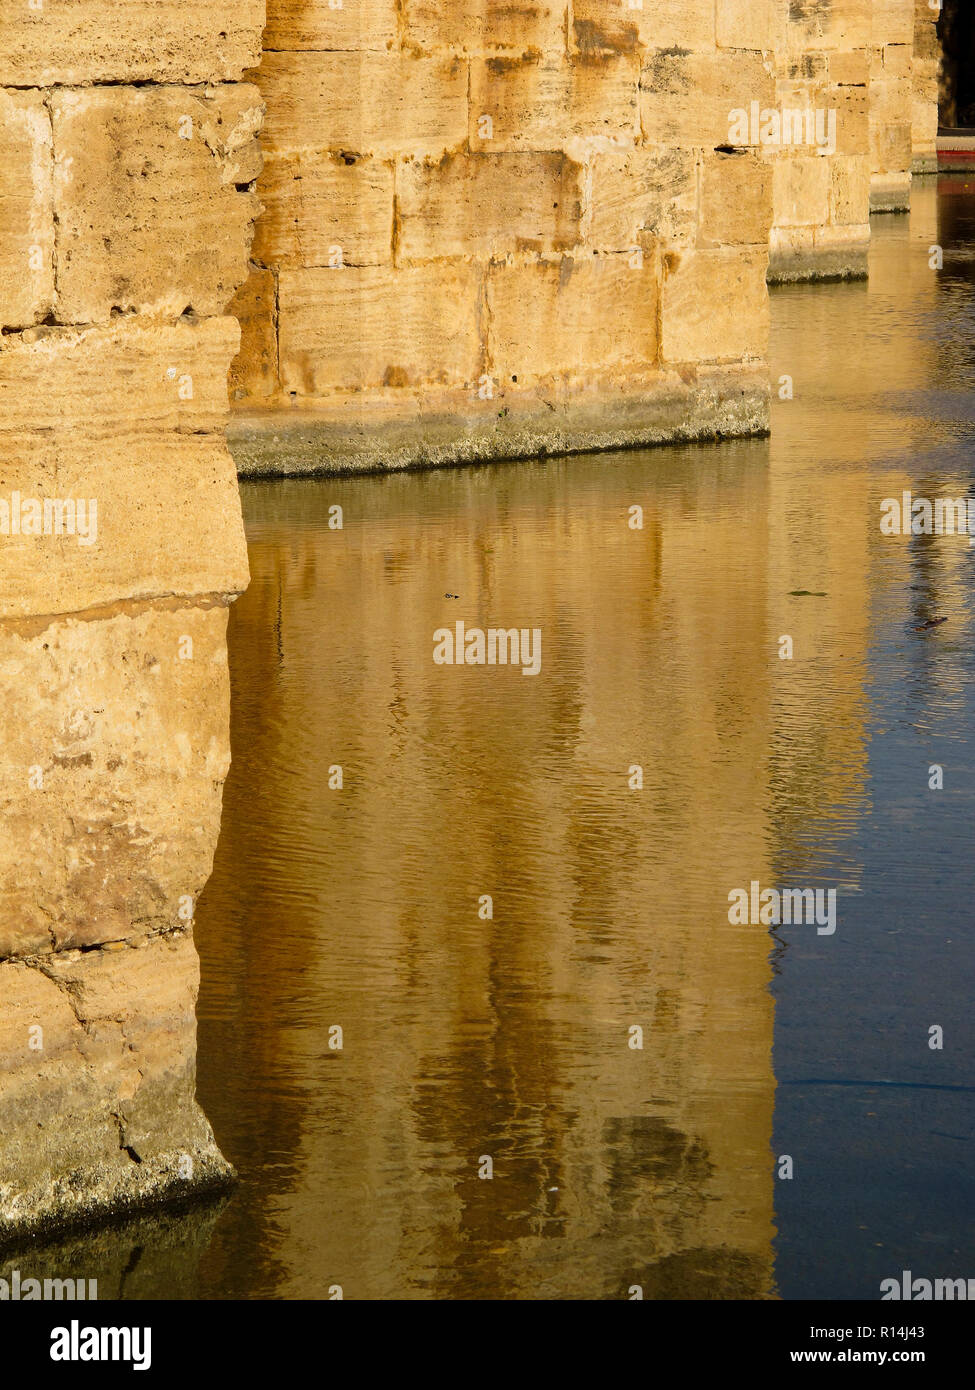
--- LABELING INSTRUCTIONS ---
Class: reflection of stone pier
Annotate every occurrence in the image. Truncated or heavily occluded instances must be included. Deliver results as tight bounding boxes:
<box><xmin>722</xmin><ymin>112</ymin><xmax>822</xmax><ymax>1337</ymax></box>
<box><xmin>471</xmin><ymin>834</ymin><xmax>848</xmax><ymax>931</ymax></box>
<box><xmin>0</xmin><ymin>12</ymin><xmax>261</xmax><ymax>1242</ymax></box>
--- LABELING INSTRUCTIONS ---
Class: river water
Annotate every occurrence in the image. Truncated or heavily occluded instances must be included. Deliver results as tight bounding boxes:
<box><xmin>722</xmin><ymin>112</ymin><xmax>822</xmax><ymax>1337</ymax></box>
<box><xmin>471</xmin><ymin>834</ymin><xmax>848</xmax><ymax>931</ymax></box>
<box><xmin>10</xmin><ymin>181</ymin><xmax>975</xmax><ymax>1299</ymax></box>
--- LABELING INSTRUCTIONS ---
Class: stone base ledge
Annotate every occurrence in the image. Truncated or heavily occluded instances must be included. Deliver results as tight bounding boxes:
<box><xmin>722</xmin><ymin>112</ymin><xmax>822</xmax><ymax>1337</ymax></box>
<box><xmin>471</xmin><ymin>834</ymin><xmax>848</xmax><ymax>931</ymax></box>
<box><xmin>0</xmin><ymin>1143</ymin><xmax>235</xmax><ymax>1252</ymax></box>
<box><xmin>229</xmin><ymin>367</ymin><xmax>771</xmax><ymax>478</ymax></box>
<box><xmin>870</xmin><ymin>176</ymin><xmax>912</xmax><ymax>213</ymax></box>
<box><xmin>768</xmin><ymin>228</ymin><xmax>869</xmax><ymax>284</ymax></box>
<box><xmin>0</xmin><ymin>933</ymin><xmax>235</xmax><ymax>1249</ymax></box>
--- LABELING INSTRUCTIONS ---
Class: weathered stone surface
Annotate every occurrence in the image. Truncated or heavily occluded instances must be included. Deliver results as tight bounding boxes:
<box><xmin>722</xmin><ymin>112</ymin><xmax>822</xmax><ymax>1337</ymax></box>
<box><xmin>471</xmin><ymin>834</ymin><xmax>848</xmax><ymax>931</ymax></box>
<box><xmin>0</xmin><ymin>89</ymin><xmax>54</xmax><ymax>330</ymax></box>
<box><xmin>0</xmin><ymin>317</ymin><xmax>238</xmax><ymax>441</ymax></box>
<box><xmin>264</xmin><ymin>0</ymin><xmax>398</xmax><ymax>52</ymax></box>
<box><xmin>717</xmin><ymin>0</ymin><xmax>784</xmax><ymax>53</ymax></box>
<box><xmin>486</xmin><ymin>254</ymin><xmax>659</xmax><ymax>383</ymax></box>
<box><xmin>471</xmin><ymin>52</ymin><xmax>641</xmax><ymax>152</ymax></box>
<box><xmin>397</xmin><ymin>152</ymin><xmax>585</xmax><ymax>261</ymax></box>
<box><xmin>773</xmin><ymin>155</ymin><xmax>831</xmax><ymax>230</ymax></box>
<box><xmin>228</xmin><ymin>266</ymin><xmax>279</xmax><ymax>400</ymax></box>
<box><xmin>700</xmin><ymin>153</ymin><xmax>773</xmax><ymax>248</ymax></box>
<box><xmin>588</xmin><ymin>148</ymin><xmax>698</xmax><ymax>251</ymax></box>
<box><xmin>830</xmin><ymin>154</ymin><xmax>871</xmax><ymax>224</ymax></box>
<box><xmin>253</xmin><ymin>153</ymin><xmax>394</xmax><ymax>268</ymax></box>
<box><xmin>0</xmin><ymin>0</ymin><xmax>256</xmax><ymax>1246</ymax></box>
<box><xmin>573</xmin><ymin>0</ymin><xmax>716</xmax><ymax>55</ymax></box>
<box><xmin>641</xmin><ymin>50</ymin><xmax>775</xmax><ymax>149</ymax></box>
<box><xmin>873</xmin><ymin>0</ymin><xmax>915</xmax><ymax>47</ymax></box>
<box><xmin>404</xmin><ymin>0</ymin><xmax>567</xmax><ymax>55</ymax></box>
<box><xmin>279</xmin><ymin>263</ymin><xmax>481</xmax><ymax>394</ymax></box>
<box><xmin>661</xmin><ymin>248</ymin><xmax>769</xmax><ymax>365</ymax></box>
<box><xmin>869</xmin><ymin>1</ymin><xmax>915</xmax><ymax>209</ymax></box>
<box><xmin>52</xmin><ymin>84</ymin><xmax>263</xmax><ymax>323</ymax></box>
<box><xmin>0</xmin><ymin>0</ymin><xmax>265</xmax><ymax>86</ymax></box>
<box><xmin>228</xmin><ymin>364</ymin><xmax>771</xmax><ymax>476</ymax></box>
<box><xmin>0</xmin><ymin>932</ymin><xmax>233</xmax><ymax>1243</ymax></box>
<box><xmin>911</xmin><ymin>0</ymin><xmax>939</xmax><ymax>171</ymax></box>
<box><xmin>258</xmin><ymin>51</ymin><xmax>468</xmax><ymax>158</ymax></box>
<box><xmin>0</xmin><ymin>606</ymin><xmax>233</xmax><ymax>959</ymax></box>
<box><xmin>0</xmin><ymin>319</ymin><xmax>249</xmax><ymax>617</ymax></box>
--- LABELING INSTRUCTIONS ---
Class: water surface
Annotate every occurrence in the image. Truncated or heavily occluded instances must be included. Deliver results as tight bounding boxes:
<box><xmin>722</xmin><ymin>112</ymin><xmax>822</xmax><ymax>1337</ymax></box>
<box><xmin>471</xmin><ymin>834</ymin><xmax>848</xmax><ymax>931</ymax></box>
<box><xmin>196</xmin><ymin>180</ymin><xmax>975</xmax><ymax>1300</ymax></box>
<box><xmin>13</xmin><ymin>181</ymin><xmax>975</xmax><ymax>1300</ymax></box>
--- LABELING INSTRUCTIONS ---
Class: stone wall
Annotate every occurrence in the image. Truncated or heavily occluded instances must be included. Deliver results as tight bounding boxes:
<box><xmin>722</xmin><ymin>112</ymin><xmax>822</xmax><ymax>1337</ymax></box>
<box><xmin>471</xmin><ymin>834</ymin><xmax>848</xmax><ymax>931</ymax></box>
<box><xmin>0</xmin><ymin>1</ymin><xmax>262</xmax><ymax>1242</ymax></box>
<box><xmin>912</xmin><ymin>1</ymin><xmax>940</xmax><ymax>172</ymax></box>
<box><xmin>870</xmin><ymin>0</ymin><xmax>915</xmax><ymax>209</ymax></box>
<box><xmin>228</xmin><ymin>0</ymin><xmax>775</xmax><ymax>476</ymax></box>
<box><xmin>767</xmin><ymin>0</ymin><xmax>872</xmax><ymax>282</ymax></box>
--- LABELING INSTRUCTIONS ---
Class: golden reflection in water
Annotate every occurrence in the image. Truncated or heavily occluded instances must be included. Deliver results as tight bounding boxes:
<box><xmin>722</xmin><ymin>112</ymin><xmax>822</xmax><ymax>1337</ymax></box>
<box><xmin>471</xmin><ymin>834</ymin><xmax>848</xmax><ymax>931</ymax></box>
<box><xmin>199</xmin><ymin>448</ymin><xmax>787</xmax><ymax>1299</ymax></box>
<box><xmin>195</xmin><ymin>181</ymin><xmax>974</xmax><ymax>1303</ymax></box>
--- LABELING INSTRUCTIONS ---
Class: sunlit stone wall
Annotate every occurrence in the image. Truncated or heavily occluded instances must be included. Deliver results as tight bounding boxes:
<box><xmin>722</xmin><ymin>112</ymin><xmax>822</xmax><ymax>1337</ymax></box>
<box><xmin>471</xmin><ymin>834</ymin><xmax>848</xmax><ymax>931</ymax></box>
<box><xmin>765</xmin><ymin>0</ymin><xmax>872</xmax><ymax>282</ymax></box>
<box><xmin>912</xmin><ymin>0</ymin><xmax>940</xmax><ymax>173</ymax></box>
<box><xmin>0</xmin><ymin>0</ymin><xmax>261</xmax><ymax>1241</ymax></box>
<box><xmin>228</xmin><ymin>0</ymin><xmax>775</xmax><ymax>474</ymax></box>
<box><xmin>870</xmin><ymin>0</ymin><xmax>915</xmax><ymax>209</ymax></box>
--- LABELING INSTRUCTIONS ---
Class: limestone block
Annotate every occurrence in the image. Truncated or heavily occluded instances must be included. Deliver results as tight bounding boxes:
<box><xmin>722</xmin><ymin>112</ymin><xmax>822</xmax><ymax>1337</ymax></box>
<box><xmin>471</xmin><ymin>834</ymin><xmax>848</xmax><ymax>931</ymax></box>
<box><xmin>0</xmin><ymin>318</ymin><xmax>237</xmax><ymax>442</ymax></box>
<box><xmin>829</xmin><ymin>51</ymin><xmax>870</xmax><ymax>86</ymax></box>
<box><xmin>872</xmin><ymin>125</ymin><xmax>913</xmax><ymax>179</ymax></box>
<box><xmin>700</xmin><ymin>152</ymin><xmax>773</xmax><ymax>247</ymax></box>
<box><xmin>872</xmin><ymin>0</ymin><xmax>915</xmax><ymax>47</ymax></box>
<box><xmin>0</xmin><ymin>90</ymin><xmax>54</xmax><ymax>331</ymax></box>
<box><xmin>0</xmin><ymin>606</ymin><xmax>233</xmax><ymax>958</ymax></box>
<box><xmin>258</xmin><ymin>51</ymin><xmax>468</xmax><ymax>159</ymax></box>
<box><xmin>228</xmin><ymin>266</ymin><xmax>279</xmax><ymax>401</ymax></box>
<box><xmin>784</xmin><ymin>0</ymin><xmax>872</xmax><ymax>52</ymax></box>
<box><xmin>485</xmin><ymin>254</ymin><xmax>659</xmax><ymax>384</ymax></box>
<box><xmin>716</xmin><ymin>0</ymin><xmax>785</xmax><ymax>53</ymax></box>
<box><xmin>0</xmin><ymin>433</ymin><xmax>249</xmax><ymax>619</ymax></box>
<box><xmin>264</xmin><ymin>0</ymin><xmax>398</xmax><ymax>51</ymax></box>
<box><xmin>0</xmin><ymin>933</ymin><xmax>232</xmax><ymax>1241</ymax></box>
<box><xmin>913</xmin><ymin>6</ymin><xmax>940</xmax><ymax>63</ymax></box>
<box><xmin>0</xmin><ymin>320</ymin><xmax>249</xmax><ymax>616</ymax></box>
<box><xmin>0</xmin><ymin>0</ymin><xmax>264</xmax><ymax>86</ymax></box>
<box><xmin>830</xmin><ymin>154</ymin><xmax>871</xmax><ymax>224</ymax></box>
<box><xmin>641</xmin><ymin>50</ymin><xmax>775</xmax><ymax>149</ymax></box>
<box><xmin>772</xmin><ymin>154</ymin><xmax>831</xmax><ymax>229</ymax></box>
<box><xmin>278</xmin><ymin>263</ymin><xmax>481</xmax><ymax>393</ymax></box>
<box><xmin>471</xmin><ymin>52</ymin><xmax>641</xmax><ymax>152</ymax></box>
<box><xmin>52</xmin><ymin>85</ymin><xmax>263</xmax><ymax>324</ymax></box>
<box><xmin>831</xmin><ymin>84</ymin><xmax>870</xmax><ymax>154</ymax></box>
<box><xmin>573</xmin><ymin>0</ymin><xmax>716</xmax><ymax>55</ymax></box>
<box><xmin>881</xmin><ymin>42</ymin><xmax>913</xmax><ymax>79</ymax></box>
<box><xmin>661</xmin><ymin>248</ymin><xmax>768</xmax><ymax>364</ymax></box>
<box><xmin>588</xmin><ymin>147</ymin><xmax>698</xmax><ymax>251</ymax></box>
<box><xmin>404</xmin><ymin>0</ymin><xmax>567</xmax><ymax>55</ymax></box>
<box><xmin>253</xmin><ymin>153</ymin><xmax>394</xmax><ymax>269</ymax></box>
<box><xmin>397</xmin><ymin>152</ymin><xmax>585</xmax><ymax>261</ymax></box>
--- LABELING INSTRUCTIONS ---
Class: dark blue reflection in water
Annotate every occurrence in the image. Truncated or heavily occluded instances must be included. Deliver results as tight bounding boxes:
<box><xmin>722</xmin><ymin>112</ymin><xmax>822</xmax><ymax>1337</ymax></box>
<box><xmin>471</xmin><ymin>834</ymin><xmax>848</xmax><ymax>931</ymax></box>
<box><xmin>770</xmin><ymin>181</ymin><xmax>975</xmax><ymax>1300</ymax></box>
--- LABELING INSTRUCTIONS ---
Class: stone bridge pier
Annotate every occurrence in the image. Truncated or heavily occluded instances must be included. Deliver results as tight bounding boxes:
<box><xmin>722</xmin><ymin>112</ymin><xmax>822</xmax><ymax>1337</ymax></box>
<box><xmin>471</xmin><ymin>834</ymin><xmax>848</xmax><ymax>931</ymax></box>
<box><xmin>0</xmin><ymin>0</ymin><xmax>952</xmax><ymax>1242</ymax></box>
<box><xmin>0</xmin><ymin>4</ymin><xmax>262</xmax><ymax>1241</ymax></box>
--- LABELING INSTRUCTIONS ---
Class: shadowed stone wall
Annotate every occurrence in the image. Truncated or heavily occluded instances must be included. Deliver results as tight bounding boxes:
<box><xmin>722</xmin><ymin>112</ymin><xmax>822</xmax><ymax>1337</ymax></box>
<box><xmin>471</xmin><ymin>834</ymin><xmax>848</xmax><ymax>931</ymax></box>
<box><xmin>0</xmin><ymin>0</ymin><xmax>263</xmax><ymax>1243</ymax></box>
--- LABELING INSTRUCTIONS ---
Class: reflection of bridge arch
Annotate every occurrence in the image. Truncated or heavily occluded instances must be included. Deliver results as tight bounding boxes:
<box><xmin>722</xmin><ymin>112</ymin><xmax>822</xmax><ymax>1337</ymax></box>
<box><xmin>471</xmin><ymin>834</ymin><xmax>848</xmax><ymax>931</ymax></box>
<box><xmin>940</xmin><ymin>1</ymin><xmax>975</xmax><ymax>127</ymax></box>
